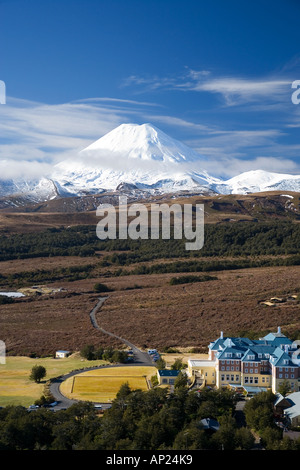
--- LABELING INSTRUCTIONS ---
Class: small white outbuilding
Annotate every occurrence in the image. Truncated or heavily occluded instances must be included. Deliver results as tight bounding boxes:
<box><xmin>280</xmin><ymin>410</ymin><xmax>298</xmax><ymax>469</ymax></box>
<box><xmin>55</xmin><ymin>350</ymin><xmax>70</xmax><ymax>359</ymax></box>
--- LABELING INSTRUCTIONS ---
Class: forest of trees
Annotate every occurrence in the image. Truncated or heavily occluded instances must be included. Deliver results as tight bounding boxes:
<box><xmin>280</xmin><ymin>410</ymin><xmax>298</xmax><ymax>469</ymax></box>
<box><xmin>0</xmin><ymin>386</ymin><xmax>299</xmax><ymax>451</ymax></box>
<box><xmin>0</xmin><ymin>220</ymin><xmax>299</xmax><ymax>262</ymax></box>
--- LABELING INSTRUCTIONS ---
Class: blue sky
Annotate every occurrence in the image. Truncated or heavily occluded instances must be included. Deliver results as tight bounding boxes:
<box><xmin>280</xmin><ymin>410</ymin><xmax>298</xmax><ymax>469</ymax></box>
<box><xmin>0</xmin><ymin>0</ymin><xmax>300</xmax><ymax>180</ymax></box>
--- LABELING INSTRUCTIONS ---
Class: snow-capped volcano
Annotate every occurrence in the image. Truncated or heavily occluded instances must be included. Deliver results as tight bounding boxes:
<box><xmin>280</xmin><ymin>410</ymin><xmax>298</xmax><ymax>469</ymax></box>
<box><xmin>1</xmin><ymin>123</ymin><xmax>300</xmax><ymax>205</ymax></box>
<box><xmin>82</xmin><ymin>123</ymin><xmax>204</xmax><ymax>164</ymax></box>
<box><xmin>52</xmin><ymin>123</ymin><xmax>221</xmax><ymax>195</ymax></box>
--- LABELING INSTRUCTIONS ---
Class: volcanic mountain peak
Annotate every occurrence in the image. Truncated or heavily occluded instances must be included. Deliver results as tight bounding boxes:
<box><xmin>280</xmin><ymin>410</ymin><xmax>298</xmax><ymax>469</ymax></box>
<box><xmin>80</xmin><ymin>122</ymin><xmax>205</xmax><ymax>165</ymax></box>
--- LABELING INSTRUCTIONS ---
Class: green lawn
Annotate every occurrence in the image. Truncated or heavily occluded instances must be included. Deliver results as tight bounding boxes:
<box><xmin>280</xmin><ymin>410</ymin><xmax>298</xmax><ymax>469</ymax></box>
<box><xmin>60</xmin><ymin>366</ymin><xmax>157</xmax><ymax>403</ymax></box>
<box><xmin>0</xmin><ymin>354</ymin><xmax>106</xmax><ymax>407</ymax></box>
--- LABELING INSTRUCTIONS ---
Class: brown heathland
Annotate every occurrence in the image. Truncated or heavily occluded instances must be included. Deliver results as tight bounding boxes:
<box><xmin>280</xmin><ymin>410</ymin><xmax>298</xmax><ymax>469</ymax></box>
<box><xmin>0</xmin><ymin>262</ymin><xmax>299</xmax><ymax>356</ymax></box>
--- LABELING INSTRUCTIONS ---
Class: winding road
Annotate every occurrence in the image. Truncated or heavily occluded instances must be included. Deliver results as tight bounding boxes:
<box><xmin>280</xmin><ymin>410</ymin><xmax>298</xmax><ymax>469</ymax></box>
<box><xmin>49</xmin><ymin>296</ymin><xmax>154</xmax><ymax>410</ymax></box>
<box><xmin>89</xmin><ymin>296</ymin><xmax>153</xmax><ymax>365</ymax></box>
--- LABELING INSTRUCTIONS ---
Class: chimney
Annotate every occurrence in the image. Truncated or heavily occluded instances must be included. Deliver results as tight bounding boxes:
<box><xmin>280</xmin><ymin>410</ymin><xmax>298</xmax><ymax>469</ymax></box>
<box><xmin>278</xmin><ymin>326</ymin><xmax>281</xmax><ymax>334</ymax></box>
<box><xmin>220</xmin><ymin>331</ymin><xmax>223</xmax><ymax>339</ymax></box>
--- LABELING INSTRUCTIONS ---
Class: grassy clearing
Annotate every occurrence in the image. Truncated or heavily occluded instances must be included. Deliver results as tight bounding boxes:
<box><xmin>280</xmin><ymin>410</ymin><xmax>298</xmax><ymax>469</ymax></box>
<box><xmin>60</xmin><ymin>366</ymin><xmax>157</xmax><ymax>403</ymax></box>
<box><xmin>0</xmin><ymin>354</ymin><xmax>106</xmax><ymax>407</ymax></box>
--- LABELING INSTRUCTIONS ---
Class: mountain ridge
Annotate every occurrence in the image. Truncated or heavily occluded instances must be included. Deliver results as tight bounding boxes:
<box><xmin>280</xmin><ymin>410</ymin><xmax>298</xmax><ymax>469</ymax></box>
<box><xmin>1</xmin><ymin>123</ymin><xmax>299</xmax><ymax>206</ymax></box>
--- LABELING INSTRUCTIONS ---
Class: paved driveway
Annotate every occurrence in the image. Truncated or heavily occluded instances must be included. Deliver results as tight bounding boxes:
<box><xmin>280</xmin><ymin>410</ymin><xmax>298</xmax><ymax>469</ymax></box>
<box><xmin>49</xmin><ymin>296</ymin><xmax>155</xmax><ymax>410</ymax></box>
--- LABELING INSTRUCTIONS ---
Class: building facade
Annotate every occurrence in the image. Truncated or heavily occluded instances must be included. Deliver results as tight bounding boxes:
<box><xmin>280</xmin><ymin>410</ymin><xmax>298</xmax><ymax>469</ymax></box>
<box><xmin>187</xmin><ymin>328</ymin><xmax>300</xmax><ymax>394</ymax></box>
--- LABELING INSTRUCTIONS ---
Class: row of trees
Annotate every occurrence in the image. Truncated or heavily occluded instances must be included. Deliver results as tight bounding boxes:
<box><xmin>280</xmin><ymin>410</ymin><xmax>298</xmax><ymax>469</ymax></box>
<box><xmin>0</xmin><ymin>264</ymin><xmax>95</xmax><ymax>288</ymax></box>
<box><xmin>80</xmin><ymin>345</ymin><xmax>128</xmax><ymax>363</ymax></box>
<box><xmin>1</xmin><ymin>220</ymin><xmax>300</xmax><ymax>262</ymax></box>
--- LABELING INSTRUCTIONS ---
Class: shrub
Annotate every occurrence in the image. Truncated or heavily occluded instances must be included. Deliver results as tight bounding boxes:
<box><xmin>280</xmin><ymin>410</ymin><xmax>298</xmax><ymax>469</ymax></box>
<box><xmin>93</xmin><ymin>283</ymin><xmax>112</xmax><ymax>293</ymax></box>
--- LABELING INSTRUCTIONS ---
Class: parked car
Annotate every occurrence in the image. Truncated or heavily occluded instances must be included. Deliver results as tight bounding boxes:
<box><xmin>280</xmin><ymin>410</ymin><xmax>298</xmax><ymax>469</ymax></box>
<box><xmin>148</xmin><ymin>349</ymin><xmax>157</xmax><ymax>355</ymax></box>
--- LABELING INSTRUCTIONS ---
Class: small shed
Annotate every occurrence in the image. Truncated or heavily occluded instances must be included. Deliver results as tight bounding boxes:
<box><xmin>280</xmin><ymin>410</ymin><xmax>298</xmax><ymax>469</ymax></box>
<box><xmin>55</xmin><ymin>350</ymin><xmax>70</xmax><ymax>359</ymax></box>
<box><xmin>157</xmin><ymin>369</ymin><xmax>180</xmax><ymax>385</ymax></box>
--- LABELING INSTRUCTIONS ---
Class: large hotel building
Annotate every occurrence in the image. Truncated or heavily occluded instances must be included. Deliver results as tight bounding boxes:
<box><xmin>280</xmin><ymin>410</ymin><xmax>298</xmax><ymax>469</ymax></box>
<box><xmin>187</xmin><ymin>327</ymin><xmax>300</xmax><ymax>394</ymax></box>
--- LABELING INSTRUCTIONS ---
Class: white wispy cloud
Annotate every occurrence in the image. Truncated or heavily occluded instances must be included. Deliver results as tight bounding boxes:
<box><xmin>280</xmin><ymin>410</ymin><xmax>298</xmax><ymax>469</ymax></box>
<box><xmin>191</xmin><ymin>77</ymin><xmax>291</xmax><ymax>106</ymax></box>
<box><xmin>123</xmin><ymin>68</ymin><xmax>293</xmax><ymax>106</ymax></box>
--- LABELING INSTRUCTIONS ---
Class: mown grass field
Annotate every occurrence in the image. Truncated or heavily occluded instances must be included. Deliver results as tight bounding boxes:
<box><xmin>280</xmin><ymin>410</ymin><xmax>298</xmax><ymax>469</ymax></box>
<box><xmin>60</xmin><ymin>366</ymin><xmax>157</xmax><ymax>403</ymax></box>
<box><xmin>0</xmin><ymin>354</ymin><xmax>106</xmax><ymax>407</ymax></box>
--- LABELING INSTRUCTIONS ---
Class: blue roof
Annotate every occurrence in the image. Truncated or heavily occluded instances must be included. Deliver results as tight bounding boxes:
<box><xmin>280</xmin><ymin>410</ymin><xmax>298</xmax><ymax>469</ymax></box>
<box><xmin>269</xmin><ymin>347</ymin><xmax>296</xmax><ymax>367</ymax></box>
<box><xmin>284</xmin><ymin>392</ymin><xmax>300</xmax><ymax>419</ymax></box>
<box><xmin>209</xmin><ymin>336</ymin><xmax>254</xmax><ymax>351</ymax></box>
<box><xmin>200</xmin><ymin>418</ymin><xmax>220</xmax><ymax>431</ymax></box>
<box><xmin>158</xmin><ymin>370</ymin><xmax>180</xmax><ymax>377</ymax></box>
<box><xmin>240</xmin><ymin>345</ymin><xmax>276</xmax><ymax>361</ymax></box>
